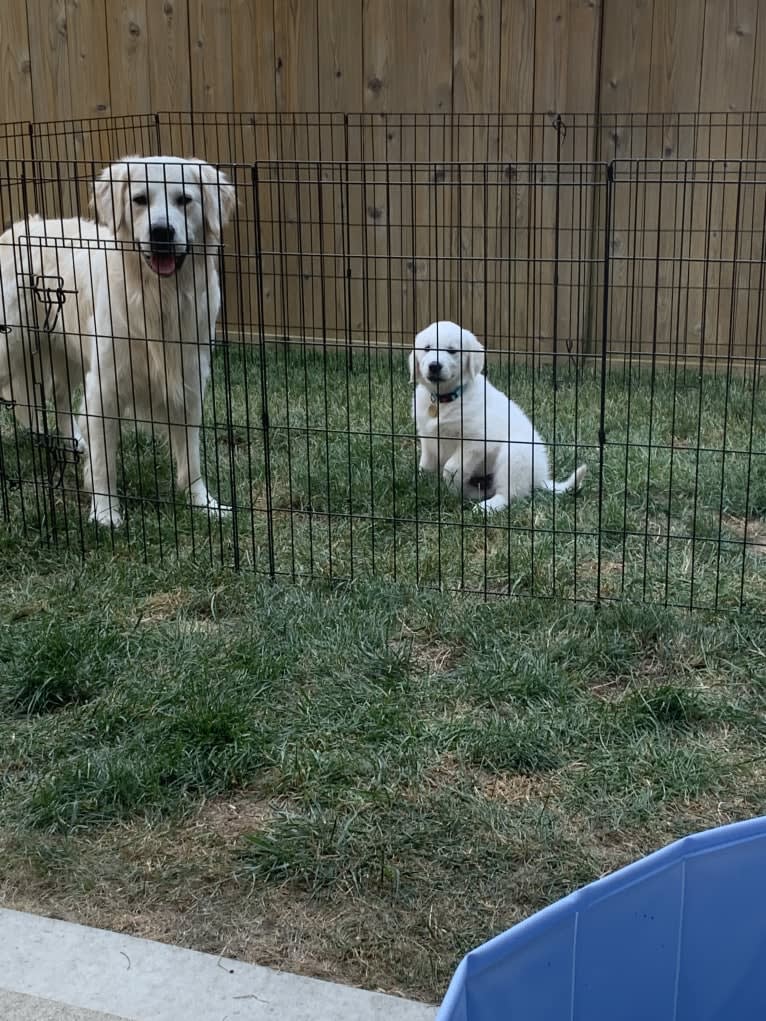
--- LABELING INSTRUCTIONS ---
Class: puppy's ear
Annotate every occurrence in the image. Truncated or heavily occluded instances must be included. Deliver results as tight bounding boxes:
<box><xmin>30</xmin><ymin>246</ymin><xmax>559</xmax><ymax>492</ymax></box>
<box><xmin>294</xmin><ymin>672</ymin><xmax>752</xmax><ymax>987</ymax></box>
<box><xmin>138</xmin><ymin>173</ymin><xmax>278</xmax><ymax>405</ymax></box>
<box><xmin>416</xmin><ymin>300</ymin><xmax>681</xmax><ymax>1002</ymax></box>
<box><xmin>463</xmin><ymin>332</ymin><xmax>485</xmax><ymax>381</ymax></box>
<box><xmin>91</xmin><ymin>157</ymin><xmax>137</xmax><ymax>236</ymax></box>
<box><xmin>408</xmin><ymin>350</ymin><xmax>421</xmax><ymax>384</ymax></box>
<box><xmin>199</xmin><ymin>162</ymin><xmax>237</xmax><ymax>242</ymax></box>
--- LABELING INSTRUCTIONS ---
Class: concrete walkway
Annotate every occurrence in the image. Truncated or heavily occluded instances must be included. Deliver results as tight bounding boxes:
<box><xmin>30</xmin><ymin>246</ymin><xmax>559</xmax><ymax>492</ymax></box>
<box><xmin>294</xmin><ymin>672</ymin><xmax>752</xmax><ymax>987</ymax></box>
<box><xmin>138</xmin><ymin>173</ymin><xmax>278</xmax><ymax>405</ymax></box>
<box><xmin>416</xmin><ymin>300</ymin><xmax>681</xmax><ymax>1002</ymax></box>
<box><xmin>0</xmin><ymin>909</ymin><xmax>438</xmax><ymax>1021</ymax></box>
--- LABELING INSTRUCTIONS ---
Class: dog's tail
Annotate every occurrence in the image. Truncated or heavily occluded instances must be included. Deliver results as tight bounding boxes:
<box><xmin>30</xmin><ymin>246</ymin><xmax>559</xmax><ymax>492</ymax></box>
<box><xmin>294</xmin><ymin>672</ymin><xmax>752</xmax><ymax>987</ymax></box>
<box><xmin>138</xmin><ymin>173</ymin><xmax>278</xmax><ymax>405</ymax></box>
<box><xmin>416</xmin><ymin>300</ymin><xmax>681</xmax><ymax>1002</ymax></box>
<box><xmin>542</xmin><ymin>463</ymin><xmax>587</xmax><ymax>495</ymax></box>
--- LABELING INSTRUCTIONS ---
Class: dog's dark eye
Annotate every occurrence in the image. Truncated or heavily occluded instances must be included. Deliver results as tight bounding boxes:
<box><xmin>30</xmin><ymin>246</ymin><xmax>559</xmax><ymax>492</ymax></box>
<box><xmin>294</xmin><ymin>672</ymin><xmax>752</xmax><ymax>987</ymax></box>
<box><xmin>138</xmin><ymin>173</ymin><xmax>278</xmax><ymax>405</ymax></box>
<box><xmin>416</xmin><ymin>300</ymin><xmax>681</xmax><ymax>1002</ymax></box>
<box><xmin>132</xmin><ymin>193</ymin><xmax>148</xmax><ymax>206</ymax></box>
<box><xmin>176</xmin><ymin>194</ymin><xmax>193</xmax><ymax>207</ymax></box>
<box><xmin>447</xmin><ymin>347</ymin><xmax>456</xmax><ymax>354</ymax></box>
<box><xmin>423</xmin><ymin>344</ymin><xmax>431</xmax><ymax>352</ymax></box>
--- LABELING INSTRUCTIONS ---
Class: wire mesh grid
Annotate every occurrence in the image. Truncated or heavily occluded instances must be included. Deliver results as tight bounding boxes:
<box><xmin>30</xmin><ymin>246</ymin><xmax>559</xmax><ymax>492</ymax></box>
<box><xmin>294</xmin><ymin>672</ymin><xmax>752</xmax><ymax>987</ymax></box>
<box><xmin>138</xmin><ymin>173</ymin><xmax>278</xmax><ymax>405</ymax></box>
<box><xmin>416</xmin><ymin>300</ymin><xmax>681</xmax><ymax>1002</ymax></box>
<box><xmin>0</xmin><ymin>112</ymin><xmax>764</xmax><ymax>610</ymax></box>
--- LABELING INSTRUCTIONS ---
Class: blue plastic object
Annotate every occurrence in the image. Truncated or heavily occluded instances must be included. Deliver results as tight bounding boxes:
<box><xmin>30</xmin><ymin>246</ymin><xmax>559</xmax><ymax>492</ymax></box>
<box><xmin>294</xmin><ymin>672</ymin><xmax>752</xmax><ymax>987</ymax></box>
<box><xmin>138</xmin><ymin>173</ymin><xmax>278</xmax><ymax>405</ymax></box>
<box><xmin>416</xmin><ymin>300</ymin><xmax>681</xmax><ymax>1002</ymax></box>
<box><xmin>437</xmin><ymin>816</ymin><xmax>766</xmax><ymax>1021</ymax></box>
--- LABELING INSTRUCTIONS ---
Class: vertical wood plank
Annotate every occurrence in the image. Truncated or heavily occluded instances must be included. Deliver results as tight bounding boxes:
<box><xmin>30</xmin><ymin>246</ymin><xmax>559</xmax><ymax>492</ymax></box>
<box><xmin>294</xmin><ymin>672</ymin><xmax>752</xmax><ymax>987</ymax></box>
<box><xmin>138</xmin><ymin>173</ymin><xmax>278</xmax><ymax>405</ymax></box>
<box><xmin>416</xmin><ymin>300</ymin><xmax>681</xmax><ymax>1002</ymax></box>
<box><xmin>600</xmin><ymin>0</ymin><xmax>654</xmax><ymax>134</ymax></box>
<box><xmin>26</xmin><ymin>0</ymin><xmax>72</xmax><ymax>121</ymax></box>
<box><xmin>317</xmin><ymin>0</ymin><xmax>363</xmax><ymax>112</ymax></box>
<box><xmin>498</xmin><ymin>0</ymin><xmax>535</xmax><ymax>114</ymax></box>
<box><xmin>189</xmin><ymin>0</ymin><xmax>233</xmax><ymax>118</ymax></box>
<box><xmin>699</xmin><ymin>0</ymin><xmax>758</xmax><ymax>114</ymax></box>
<box><xmin>363</xmin><ymin>0</ymin><xmax>452</xmax><ymax>350</ymax></box>
<box><xmin>0</xmin><ymin>0</ymin><xmax>33</xmax><ymax>126</ymax></box>
<box><xmin>453</xmin><ymin>0</ymin><xmax>501</xmax><ymax>117</ymax></box>
<box><xmin>66</xmin><ymin>0</ymin><xmax>111</xmax><ymax>117</ymax></box>
<box><xmin>146</xmin><ymin>0</ymin><xmax>191</xmax><ymax>116</ymax></box>
<box><xmin>107</xmin><ymin>0</ymin><xmax>152</xmax><ymax>117</ymax></box>
<box><xmin>231</xmin><ymin>0</ymin><xmax>276</xmax><ymax>115</ymax></box>
<box><xmin>363</xmin><ymin>0</ymin><xmax>452</xmax><ymax>113</ymax></box>
<box><xmin>597</xmin><ymin>0</ymin><xmax>655</xmax><ymax>377</ymax></box>
<box><xmin>274</xmin><ymin>0</ymin><xmax>320</xmax><ymax>111</ymax></box>
<box><xmin>697</xmin><ymin>3</ymin><xmax>760</xmax><ymax>370</ymax></box>
<box><xmin>533</xmin><ymin>0</ymin><xmax>601</xmax><ymax>117</ymax></box>
<box><xmin>533</xmin><ymin>0</ymin><xmax>602</xmax><ymax>364</ymax></box>
<box><xmin>452</xmin><ymin>0</ymin><xmax>502</xmax><ymax>344</ymax></box>
<box><xmin>647</xmin><ymin>0</ymin><xmax>705</xmax><ymax>156</ymax></box>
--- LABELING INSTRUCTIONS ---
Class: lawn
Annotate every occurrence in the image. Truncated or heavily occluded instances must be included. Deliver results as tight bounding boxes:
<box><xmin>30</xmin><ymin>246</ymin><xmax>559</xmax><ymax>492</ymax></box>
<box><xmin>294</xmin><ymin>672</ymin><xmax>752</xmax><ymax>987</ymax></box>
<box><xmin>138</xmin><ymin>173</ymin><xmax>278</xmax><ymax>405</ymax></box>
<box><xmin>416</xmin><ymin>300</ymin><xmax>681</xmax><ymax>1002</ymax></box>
<box><xmin>1</xmin><ymin>346</ymin><xmax>766</xmax><ymax>1003</ymax></box>
<box><xmin>2</xmin><ymin>344</ymin><xmax>766</xmax><ymax>608</ymax></box>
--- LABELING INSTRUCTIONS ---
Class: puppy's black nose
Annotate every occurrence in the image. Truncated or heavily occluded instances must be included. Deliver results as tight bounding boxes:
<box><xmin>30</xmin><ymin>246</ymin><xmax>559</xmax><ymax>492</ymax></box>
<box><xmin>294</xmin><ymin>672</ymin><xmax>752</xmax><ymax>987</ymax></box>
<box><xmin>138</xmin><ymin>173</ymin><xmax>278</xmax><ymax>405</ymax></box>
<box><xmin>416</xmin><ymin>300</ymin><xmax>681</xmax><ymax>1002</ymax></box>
<box><xmin>150</xmin><ymin>224</ymin><xmax>176</xmax><ymax>248</ymax></box>
<box><xmin>428</xmin><ymin>360</ymin><xmax>442</xmax><ymax>375</ymax></box>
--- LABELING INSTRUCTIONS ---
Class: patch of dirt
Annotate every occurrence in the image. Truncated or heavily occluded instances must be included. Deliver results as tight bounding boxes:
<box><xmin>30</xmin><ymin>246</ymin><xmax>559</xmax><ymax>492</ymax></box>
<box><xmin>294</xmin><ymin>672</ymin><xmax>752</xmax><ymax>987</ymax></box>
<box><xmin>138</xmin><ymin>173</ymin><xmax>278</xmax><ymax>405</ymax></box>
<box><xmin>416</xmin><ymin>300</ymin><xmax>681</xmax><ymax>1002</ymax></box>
<box><xmin>473</xmin><ymin>771</ymin><xmax>560</xmax><ymax>804</ymax></box>
<box><xmin>390</xmin><ymin>623</ymin><xmax>461</xmax><ymax>674</ymax></box>
<box><xmin>723</xmin><ymin>514</ymin><xmax>766</xmax><ymax>556</ymax></box>
<box><xmin>138</xmin><ymin>589</ymin><xmax>192</xmax><ymax>623</ymax></box>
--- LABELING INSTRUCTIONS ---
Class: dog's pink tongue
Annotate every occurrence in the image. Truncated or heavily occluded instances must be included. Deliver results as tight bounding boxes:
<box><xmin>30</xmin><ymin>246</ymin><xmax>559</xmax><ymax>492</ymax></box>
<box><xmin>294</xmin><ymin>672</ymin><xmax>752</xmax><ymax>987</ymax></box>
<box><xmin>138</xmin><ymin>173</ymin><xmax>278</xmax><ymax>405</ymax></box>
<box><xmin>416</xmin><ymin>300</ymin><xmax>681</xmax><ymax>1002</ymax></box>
<box><xmin>150</xmin><ymin>254</ymin><xmax>177</xmax><ymax>276</ymax></box>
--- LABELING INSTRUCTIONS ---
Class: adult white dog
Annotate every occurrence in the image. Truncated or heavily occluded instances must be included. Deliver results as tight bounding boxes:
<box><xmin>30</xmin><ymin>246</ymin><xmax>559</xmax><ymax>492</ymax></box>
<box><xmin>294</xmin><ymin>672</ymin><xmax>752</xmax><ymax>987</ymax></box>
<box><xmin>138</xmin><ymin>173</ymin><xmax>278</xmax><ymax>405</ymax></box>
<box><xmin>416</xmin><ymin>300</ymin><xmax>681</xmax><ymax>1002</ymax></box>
<box><xmin>409</xmin><ymin>321</ymin><xmax>586</xmax><ymax>514</ymax></box>
<box><xmin>0</xmin><ymin>155</ymin><xmax>235</xmax><ymax>528</ymax></box>
<box><xmin>0</xmin><ymin>215</ymin><xmax>100</xmax><ymax>448</ymax></box>
<box><xmin>84</xmin><ymin>155</ymin><xmax>236</xmax><ymax>527</ymax></box>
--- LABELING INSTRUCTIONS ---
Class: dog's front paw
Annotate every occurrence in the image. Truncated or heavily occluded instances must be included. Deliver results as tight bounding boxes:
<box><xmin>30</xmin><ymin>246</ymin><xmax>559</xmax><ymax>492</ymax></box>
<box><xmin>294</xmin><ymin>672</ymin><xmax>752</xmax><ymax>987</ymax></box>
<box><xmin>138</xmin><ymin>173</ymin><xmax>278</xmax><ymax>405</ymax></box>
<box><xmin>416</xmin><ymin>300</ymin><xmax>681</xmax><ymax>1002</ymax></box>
<box><xmin>472</xmin><ymin>495</ymin><xmax>507</xmax><ymax>516</ymax></box>
<box><xmin>190</xmin><ymin>487</ymin><xmax>231</xmax><ymax>517</ymax></box>
<box><xmin>89</xmin><ymin>500</ymin><xmax>123</xmax><ymax>529</ymax></box>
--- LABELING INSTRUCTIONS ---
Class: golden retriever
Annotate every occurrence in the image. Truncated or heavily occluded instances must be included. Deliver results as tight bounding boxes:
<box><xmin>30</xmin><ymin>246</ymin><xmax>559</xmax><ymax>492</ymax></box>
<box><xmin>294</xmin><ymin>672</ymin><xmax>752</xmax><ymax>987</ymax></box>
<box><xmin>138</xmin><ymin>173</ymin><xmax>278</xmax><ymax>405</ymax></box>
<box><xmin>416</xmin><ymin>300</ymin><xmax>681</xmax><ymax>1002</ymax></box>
<box><xmin>0</xmin><ymin>155</ymin><xmax>236</xmax><ymax>528</ymax></box>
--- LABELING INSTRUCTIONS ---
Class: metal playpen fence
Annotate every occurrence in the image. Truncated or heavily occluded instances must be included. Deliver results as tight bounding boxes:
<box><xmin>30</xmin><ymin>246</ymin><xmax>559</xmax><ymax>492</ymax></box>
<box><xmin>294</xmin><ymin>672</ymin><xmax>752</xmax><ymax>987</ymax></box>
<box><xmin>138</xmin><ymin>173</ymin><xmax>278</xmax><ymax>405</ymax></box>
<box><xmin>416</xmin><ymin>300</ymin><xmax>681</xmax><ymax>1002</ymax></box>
<box><xmin>0</xmin><ymin>112</ymin><xmax>765</xmax><ymax>610</ymax></box>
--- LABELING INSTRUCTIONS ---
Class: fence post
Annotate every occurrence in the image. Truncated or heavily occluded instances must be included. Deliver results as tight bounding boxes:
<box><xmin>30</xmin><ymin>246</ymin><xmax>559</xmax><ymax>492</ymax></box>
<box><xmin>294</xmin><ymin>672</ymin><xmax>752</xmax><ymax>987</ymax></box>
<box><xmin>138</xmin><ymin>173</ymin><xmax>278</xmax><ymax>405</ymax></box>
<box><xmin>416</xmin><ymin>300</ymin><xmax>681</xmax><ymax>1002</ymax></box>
<box><xmin>595</xmin><ymin>160</ymin><xmax>614</xmax><ymax>606</ymax></box>
<box><xmin>217</xmin><ymin>233</ymin><xmax>239</xmax><ymax>571</ymax></box>
<box><xmin>342</xmin><ymin>113</ymin><xmax>353</xmax><ymax>373</ymax></box>
<box><xmin>551</xmin><ymin>113</ymin><xmax>566</xmax><ymax>391</ymax></box>
<box><xmin>251</xmin><ymin>162</ymin><xmax>276</xmax><ymax>579</ymax></box>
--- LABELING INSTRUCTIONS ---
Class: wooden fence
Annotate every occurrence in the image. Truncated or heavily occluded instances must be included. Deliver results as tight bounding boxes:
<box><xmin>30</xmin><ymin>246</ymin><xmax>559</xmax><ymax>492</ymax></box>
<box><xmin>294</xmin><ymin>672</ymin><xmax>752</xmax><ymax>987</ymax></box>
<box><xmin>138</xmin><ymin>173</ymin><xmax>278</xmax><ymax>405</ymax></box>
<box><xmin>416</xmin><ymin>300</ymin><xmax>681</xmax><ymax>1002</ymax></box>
<box><xmin>2</xmin><ymin>1</ymin><xmax>765</xmax><ymax>125</ymax></box>
<box><xmin>1</xmin><ymin>2</ymin><xmax>766</xmax><ymax>369</ymax></box>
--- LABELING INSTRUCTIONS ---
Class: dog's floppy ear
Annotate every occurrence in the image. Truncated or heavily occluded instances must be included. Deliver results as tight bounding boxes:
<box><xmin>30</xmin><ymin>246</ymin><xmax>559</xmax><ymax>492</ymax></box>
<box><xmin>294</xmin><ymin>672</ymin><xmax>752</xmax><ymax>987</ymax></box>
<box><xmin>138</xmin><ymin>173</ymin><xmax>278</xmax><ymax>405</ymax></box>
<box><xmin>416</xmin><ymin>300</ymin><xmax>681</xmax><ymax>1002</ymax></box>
<box><xmin>91</xmin><ymin>157</ymin><xmax>137</xmax><ymax>236</ymax></box>
<box><xmin>462</xmin><ymin>330</ymin><xmax>485</xmax><ymax>381</ymax></box>
<box><xmin>408</xmin><ymin>350</ymin><xmax>417</xmax><ymax>384</ymax></box>
<box><xmin>198</xmin><ymin>162</ymin><xmax>236</xmax><ymax>242</ymax></box>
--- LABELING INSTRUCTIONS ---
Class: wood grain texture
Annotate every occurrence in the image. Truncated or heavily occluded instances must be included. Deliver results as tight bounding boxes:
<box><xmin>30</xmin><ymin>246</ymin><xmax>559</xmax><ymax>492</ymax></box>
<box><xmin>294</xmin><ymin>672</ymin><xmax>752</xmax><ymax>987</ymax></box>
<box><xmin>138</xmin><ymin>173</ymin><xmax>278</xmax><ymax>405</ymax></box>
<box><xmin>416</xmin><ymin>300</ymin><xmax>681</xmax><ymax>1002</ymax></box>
<box><xmin>533</xmin><ymin>0</ymin><xmax>602</xmax><ymax>115</ymax></box>
<box><xmin>274</xmin><ymin>0</ymin><xmax>319</xmax><ymax>111</ymax></box>
<box><xmin>231</xmin><ymin>0</ymin><xmax>276</xmax><ymax>114</ymax></box>
<box><xmin>0</xmin><ymin>0</ymin><xmax>33</xmax><ymax>125</ymax></box>
<box><xmin>107</xmin><ymin>0</ymin><xmax>151</xmax><ymax>116</ymax></box>
<box><xmin>189</xmin><ymin>0</ymin><xmax>233</xmax><ymax>114</ymax></box>
<box><xmin>699</xmin><ymin>0</ymin><xmax>758</xmax><ymax>113</ymax></box>
<box><xmin>146</xmin><ymin>0</ymin><xmax>191</xmax><ymax>112</ymax></box>
<box><xmin>26</xmin><ymin>0</ymin><xmax>72</xmax><ymax>120</ymax></box>
<box><xmin>65</xmin><ymin>0</ymin><xmax>111</xmax><ymax>117</ymax></box>
<box><xmin>318</xmin><ymin>0</ymin><xmax>364</xmax><ymax>111</ymax></box>
<box><xmin>363</xmin><ymin>0</ymin><xmax>452</xmax><ymax>113</ymax></box>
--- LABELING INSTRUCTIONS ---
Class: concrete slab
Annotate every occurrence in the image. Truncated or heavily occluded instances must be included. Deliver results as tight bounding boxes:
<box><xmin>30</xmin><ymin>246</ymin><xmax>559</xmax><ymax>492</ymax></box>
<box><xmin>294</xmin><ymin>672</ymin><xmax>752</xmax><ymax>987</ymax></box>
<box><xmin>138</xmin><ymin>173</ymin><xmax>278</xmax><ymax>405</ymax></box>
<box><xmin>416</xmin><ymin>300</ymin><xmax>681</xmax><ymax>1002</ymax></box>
<box><xmin>0</xmin><ymin>908</ymin><xmax>438</xmax><ymax>1021</ymax></box>
<box><xmin>0</xmin><ymin>990</ymin><xmax>127</xmax><ymax>1021</ymax></box>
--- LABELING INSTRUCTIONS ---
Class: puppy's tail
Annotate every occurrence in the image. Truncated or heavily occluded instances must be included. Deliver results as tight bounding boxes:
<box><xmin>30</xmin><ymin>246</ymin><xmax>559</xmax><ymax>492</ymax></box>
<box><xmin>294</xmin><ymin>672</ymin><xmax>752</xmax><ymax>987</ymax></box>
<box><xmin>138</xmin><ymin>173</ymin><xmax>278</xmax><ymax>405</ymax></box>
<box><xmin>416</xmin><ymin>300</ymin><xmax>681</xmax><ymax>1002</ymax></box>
<box><xmin>542</xmin><ymin>464</ymin><xmax>587</xmax><ymax>495</ymax></box>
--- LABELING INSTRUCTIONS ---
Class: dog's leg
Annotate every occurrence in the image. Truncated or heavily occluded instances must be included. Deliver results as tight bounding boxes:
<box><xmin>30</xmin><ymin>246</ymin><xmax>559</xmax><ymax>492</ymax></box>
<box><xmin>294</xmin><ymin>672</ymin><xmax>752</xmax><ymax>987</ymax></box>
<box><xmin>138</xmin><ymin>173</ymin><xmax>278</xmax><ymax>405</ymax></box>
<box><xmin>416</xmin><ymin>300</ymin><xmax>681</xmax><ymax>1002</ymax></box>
<box><xmin>443</xmin><ymin>446</ymin><xmax>485</xmax><ymax>497</ymax></box>
<box><xmin>418</xmin><ymin>437</ymin><xmax>439</xmax><ymax>474</ymax></box>
<box><xmin>53</xmin><ymin>362</ymin><xmax>83</xmax><ymax>450</ymax></box>
<box><xmin>82</xmin><ymin>355</ymin><xmax>122</xmax><ymax>528</ymax></box>
<box><xmin>170</xmin><ymin>420</ymin><xmax>230</xmax><ymax>517</ymax></box>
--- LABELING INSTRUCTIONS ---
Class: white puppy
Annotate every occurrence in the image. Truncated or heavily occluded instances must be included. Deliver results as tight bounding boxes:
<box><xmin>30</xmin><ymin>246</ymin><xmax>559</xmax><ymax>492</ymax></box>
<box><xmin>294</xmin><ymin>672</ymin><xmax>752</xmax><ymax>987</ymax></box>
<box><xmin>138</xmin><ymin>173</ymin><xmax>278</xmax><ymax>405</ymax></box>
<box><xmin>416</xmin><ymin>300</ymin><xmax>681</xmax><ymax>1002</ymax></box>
<box><xmin>409</xmin><ymin>321</ymin><xmax>586</xmax><ymax>514</ymax></box>
<box><xmin>84</xmin><ymin>154</ymin><xmax>236</xmax><ymax>527</ymax></box>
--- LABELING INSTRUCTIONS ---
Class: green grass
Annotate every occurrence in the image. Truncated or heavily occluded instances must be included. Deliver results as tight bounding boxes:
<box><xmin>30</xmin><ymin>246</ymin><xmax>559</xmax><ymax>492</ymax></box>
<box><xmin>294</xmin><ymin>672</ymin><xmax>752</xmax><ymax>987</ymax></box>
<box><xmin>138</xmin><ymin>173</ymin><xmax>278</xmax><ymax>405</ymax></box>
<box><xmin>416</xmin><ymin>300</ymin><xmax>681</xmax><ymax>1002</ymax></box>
<box><xmin>1</xmin><ymin>347</ymin><xmax>766</xmax><ymax>1001</ymax></box>
<box><xmin>2</xmin><ymin>344</ymin><xmax>766</xmax><ymax>608</ymax></box>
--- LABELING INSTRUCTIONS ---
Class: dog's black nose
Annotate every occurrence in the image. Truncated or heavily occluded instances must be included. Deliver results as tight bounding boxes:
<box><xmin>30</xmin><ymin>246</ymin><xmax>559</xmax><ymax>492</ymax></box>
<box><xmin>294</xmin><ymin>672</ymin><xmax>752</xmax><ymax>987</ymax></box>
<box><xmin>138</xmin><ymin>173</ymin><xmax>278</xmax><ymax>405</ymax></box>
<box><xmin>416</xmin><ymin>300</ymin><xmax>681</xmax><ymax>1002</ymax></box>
<box><xmin>428</xmin><ymin>360</ymin><xmax>442</xmax><ymax>375</ymax></box>
<box><xmin>150</xmin><ymin>224</ymin><xmax>176</xmax><ymax>248</ymax></box>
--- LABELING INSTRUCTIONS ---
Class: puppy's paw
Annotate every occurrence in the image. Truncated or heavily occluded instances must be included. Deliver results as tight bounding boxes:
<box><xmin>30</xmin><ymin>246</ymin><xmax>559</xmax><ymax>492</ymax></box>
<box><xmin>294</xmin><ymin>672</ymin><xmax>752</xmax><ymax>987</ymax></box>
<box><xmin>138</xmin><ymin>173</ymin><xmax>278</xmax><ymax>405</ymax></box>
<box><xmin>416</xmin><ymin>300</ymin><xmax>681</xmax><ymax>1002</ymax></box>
<box><xmin>472</xmin><ymin>495</ymin><xmax>507</xmax><ymax>516</ymax></box>
<box><xmin>89</xmin><ymin>501</ymin><xmax>123</xmax><ymax>529</ymax></box>
<box><xmin>191</xmin><ymin>489</ymin><xmax>231</xmax><ymax>517</ymax></box>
